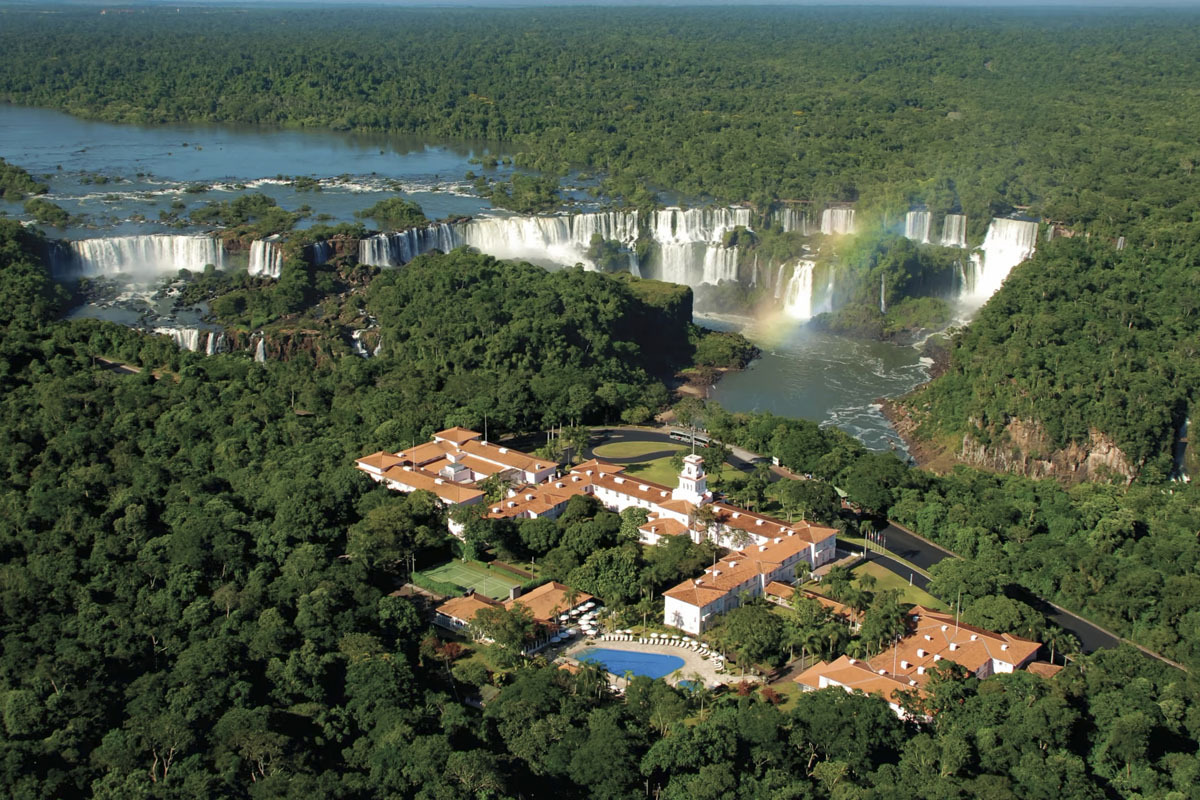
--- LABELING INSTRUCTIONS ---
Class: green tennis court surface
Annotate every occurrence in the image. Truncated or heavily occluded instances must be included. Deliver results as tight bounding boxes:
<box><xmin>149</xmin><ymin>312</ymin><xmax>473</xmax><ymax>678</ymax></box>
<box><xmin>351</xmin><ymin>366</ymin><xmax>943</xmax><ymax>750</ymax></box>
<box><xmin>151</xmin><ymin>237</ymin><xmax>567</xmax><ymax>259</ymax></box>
<box><xmin>422</xmin><ymin>560</ymin><xmax>520</xmax><ymax>600</ymax></box>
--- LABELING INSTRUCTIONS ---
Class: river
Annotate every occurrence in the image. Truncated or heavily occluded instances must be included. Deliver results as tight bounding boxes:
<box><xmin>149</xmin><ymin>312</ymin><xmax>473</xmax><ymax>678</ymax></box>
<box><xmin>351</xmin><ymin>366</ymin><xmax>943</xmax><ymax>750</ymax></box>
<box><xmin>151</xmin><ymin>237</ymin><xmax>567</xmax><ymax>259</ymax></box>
<box><xmin>3</xmin><ymin>104</ymin><xmax>928</xmax><ymax>453</ymax></box>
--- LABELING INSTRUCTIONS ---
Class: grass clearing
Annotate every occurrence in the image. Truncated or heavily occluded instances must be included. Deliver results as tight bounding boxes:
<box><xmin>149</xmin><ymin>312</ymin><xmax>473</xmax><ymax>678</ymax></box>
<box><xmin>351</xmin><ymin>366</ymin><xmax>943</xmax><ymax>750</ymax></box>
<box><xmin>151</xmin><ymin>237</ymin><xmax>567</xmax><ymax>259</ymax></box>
<box><xmin>593</xmin><ymin>440</ymin><xmax>685</xmax><ymax>459</ymax></box>
<box><xmin>420</xmin><ymin>559</ymin><xmax>521</xmax><ymax>600</ymax></box>
<box><xmin>621</xmin><ymin>455</ymin><xmax>745</xmax><ymax>488</ymax></box>
<box><xmin>850</xmin><ymin>560</ymin><xmax>946</xmax><ymax>610</ymax></box>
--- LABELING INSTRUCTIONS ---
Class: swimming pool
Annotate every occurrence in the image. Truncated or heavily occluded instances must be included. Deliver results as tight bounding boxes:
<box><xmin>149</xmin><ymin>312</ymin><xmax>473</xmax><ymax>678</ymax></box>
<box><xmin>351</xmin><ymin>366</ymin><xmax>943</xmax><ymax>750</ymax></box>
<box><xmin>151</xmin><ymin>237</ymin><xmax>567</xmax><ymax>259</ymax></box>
<box><xmin>579</xmin><ymin>648</ymin><xmax>685</xmax><ymax>679</ymax></box>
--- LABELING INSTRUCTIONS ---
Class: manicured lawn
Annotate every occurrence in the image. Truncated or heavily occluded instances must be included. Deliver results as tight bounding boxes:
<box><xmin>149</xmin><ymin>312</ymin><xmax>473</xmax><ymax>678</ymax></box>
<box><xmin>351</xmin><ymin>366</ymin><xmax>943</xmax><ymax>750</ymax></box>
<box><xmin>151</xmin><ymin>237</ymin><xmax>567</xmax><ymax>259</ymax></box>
<box><xmin>620</xmin><ymin>455</ymin><xmax>745</xmax><ymax>488</ymax></box>
<box><xmin>420</xmin><ymin>559</ymin><xmax>521</xmax><ymax>600</ymax></box>
<box><xmin>850</xmin><ymin>561</ymin><xmax>947</xmax><ymax>610</ymax></box>
<box><xmin>592</xmin><ymin>440</ymin><xmax>685</xmax><ymax>459</ymax></box>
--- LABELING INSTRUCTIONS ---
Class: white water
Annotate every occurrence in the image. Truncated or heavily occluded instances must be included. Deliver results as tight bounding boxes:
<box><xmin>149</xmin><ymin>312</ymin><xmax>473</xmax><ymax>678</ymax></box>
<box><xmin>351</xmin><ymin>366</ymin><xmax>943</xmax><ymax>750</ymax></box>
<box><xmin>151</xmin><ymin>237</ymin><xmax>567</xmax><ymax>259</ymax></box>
<box><xmin>773</xmin><ymin>207</ymin><xmax>811</xmax><ymax>235</ymax></box>
<box><xmin>351</xmin><ymin>329</ymin><xmax>372</xmax><ymax>358</ymax></box>
<box><xmin>254</xmin><ymin>335</ymin><xmax>266</xmax><ymax>363</ymax></box>
<box><xmin>205</xmin><ymin>331</ymin><xmax>225</xmax><ymax>355</ymax></box>
<box><xmin>880</xmin><ymin>273</ymin><xmax>887</xmax><ymax>314</ymax></box>
<box><xmin>904</xmin><ymin>211</ymin><xmax>931</xmax><ymax>244</ymax></box>
<box><xmin>308</xmin><ymin>240</ymin><xmax>334</xmax><ymax>266</ymax></box>
<box><xmin>963</xmin><ymin>218</ymin><xmax>1039</xmax><ymax>304</ymax></box>
<box><xmin>782</xmin><ymin>260</ymin><xmax>816</xmax><ymax>320</ymax></box>
<box><xmin>358</xmin><ymin>223</ymin><xmax>458</xmax><ymax>267</ymax></box>
<box><xmin>248</xmin><ymin>239</ymin><xmax>285</xmax><ymax>278</ymax></box>
<box><xmin>458</xmin><ymin>211</ymin><xmax>639</xmax><ymax>271</ymax></box>
<box><xmin>941</xmin><ymin>214</ymin><xmax>968</xmax><ymax>249</ymax></box>
<box><xmin>651</xmin><ymin>207</ymin><xmax>749</xmax><ymax>286</ymax></box>
<box><xmin>820</xmin><ymin>208</ymin><xmax>856</xmax><ymax>236</ymax></box>
<box><xmin>50</xmin><ymin>235</ymin><xmax>226</xmax><ymax>278</ymax></box>
<box><xmin>154</xmin><ymin>327</ymin><xmax>204</xmax><ymax>352</ymax></box>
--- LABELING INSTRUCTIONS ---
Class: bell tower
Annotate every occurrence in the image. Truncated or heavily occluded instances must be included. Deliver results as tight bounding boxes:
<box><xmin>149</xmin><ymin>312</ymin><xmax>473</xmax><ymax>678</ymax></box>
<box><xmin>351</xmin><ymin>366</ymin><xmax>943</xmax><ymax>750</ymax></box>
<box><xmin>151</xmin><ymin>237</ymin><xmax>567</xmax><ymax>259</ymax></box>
<box><xmin>672</xmin><ymin>453</ymin><xmax>710</xmax><ymax>506</ymax></box>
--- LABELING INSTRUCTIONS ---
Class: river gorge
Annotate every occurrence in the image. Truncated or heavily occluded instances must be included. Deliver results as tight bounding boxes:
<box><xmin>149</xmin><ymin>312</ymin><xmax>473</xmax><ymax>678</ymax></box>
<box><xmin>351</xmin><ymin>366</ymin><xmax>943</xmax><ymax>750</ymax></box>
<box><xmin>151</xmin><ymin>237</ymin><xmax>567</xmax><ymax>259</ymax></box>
<box><xmin>2</xmin><ymin>104</ymin><xmax>1046</xmax><ymax>454</ymax></box>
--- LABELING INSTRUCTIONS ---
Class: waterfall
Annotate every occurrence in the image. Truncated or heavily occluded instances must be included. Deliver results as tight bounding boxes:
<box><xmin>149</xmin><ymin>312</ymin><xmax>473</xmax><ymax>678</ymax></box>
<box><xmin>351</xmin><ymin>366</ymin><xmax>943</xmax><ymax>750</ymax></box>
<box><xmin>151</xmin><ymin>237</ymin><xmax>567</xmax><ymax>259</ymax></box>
<box><xmin>205</xmin><ymin>331</ymin><xmax>225</xmax><ymax>355</ymax></box>
<box><xmin>649</xmin><ymin>207</ymin><xmax>749</xmax><ymax>287</ymax></box>
<box><xmin>359</xmin><ymin>223</ymin><xmax>458</xmax><ymax>267</ymax></box>
<box><xmin>820</xmin><ymin>268</ymin><xmax>836</xmax><ymax>314</ymax></box>
<box><xmin>750</xmin><ymin>253</ymin><xmax>759</xmax><ymax>287</ymax></box>
<box><xmin>880</xmin><ymin>273</ymin><xmax>887</xmax><ymax>314</ymax></box>
<box><xmin>963</xmin><ymin>218</ymin><xmax>1039</xmax><ymax>304</ymax></box>
<box><xmin>455</xmin><ymin>211</ymin><xmax>640</xmax><ymax>272</ymax></box>
<box><xmin>773</xmin><ymin>207</ymin><xmax>810</xmax><ymax>235</ymax></box>
<box><xmin>782</xmin><ymin>260</ymin><xmax>816</xmax><ymax>320</ymax></box>
<box><xmin>153</xmin><ymin>327</ymin><xmax>204</xmax><ymax>352</ymax></box>
<box><xmin>358</xmin><ymin>211</ymin><xmax>643</xmax><ymax>274</ymax></box>
<box><xmin>941</xmin><ymin>214</ymin><xmax>967</xmax><ymax>248</ymax></box>
<box><xmin>254</xmin><ymin>335</ymin><xmax>266</xmax><ymax>363</ymax></box>
<box><xmin>248</xmin><ymin>239</ymin><xmax>285</xmax><ymax>278</ymax></box>
<box><xmin>49</xmin><ymin>235</ymin><xmax>226</xmax><ymax>279</ymax></box>
<box><xmin>1116</xmin><ymin>236</ymin><xmax>1126</xmax><ymax>251</ymax></box>
<box><xmin>774</xmin><ymin>263</ymin><xmax>789</xmax><ymax>299</ymax></box>
<box><xmin>904</xmin><ymin>211</ymin><xmax>931</xmax><ymax>244</ymax></box>
<box><xmin>820</xmin><ymin>208</ymin><xmax>856</xmax><ymax>236</ymax></box>
<box><xmin>307</xmin><ymin>240</ymin><xmax>334</xmax><ymax>266</ymax></box>
<box><xmin>351</xmin><ymin>329</ymin><xmax>372</xmax><ymax>358</ymax></box>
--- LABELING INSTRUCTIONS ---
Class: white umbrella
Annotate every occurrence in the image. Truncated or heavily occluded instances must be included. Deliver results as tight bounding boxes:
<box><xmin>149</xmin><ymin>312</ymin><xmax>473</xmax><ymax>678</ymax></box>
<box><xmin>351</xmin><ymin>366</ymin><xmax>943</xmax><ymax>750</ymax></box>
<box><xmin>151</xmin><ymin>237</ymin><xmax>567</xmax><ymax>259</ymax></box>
<box><xmin>559</xmin><ymin>614</ymin><xmax>570</xmax><ymax>621</ymax></box>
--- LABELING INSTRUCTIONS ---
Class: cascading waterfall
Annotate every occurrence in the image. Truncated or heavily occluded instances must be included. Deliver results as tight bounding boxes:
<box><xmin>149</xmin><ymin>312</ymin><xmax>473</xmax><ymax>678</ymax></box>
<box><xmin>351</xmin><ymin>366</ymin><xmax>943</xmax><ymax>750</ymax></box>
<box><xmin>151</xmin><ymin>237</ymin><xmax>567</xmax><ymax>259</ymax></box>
<box><xmin>904</xmin><ymin>211</ymin><xmax>931</xmax><ymax>244</ymax></box>
<box><xmin>254</xmin><ymin>335</ymin><xmax>266</xmax><ymax>363</ymax></box>
<box><xmin>358</xmin><ymin>223</ymin><xmax>458</xmax><ymax>267</ymax></box>
<box><xmin>455</xmin><ymin>211</ymin><xmax>639</xmax><ymax>271</ymax></box>
<box><xmin>351</xmin><ymin>329</ymin><xmax>372</xmax><ymax>358</ymax></box>
<box><xmin>772</xmin><ymin>207</ymin><xmax>810</xmax><ymax>235</ymax></box>
<box><xmin>49</xmin><ymin>235</ymin><xmax>226</xmax><ymax>279</ymax></box>
<box><xmin>154</xmin><ymin>327</ymin><xmax>204</xmax><ymax>352</ymax></box>
<box><xmin>941</xmin><ymin>214</ymin><xmax>968</xmax><ymax>248</ymax></box>
<box><xmin>774</xmin><ymin>263</ymin><xmax>789</xmax><ymax>299</ymax></box>
<box><xmin>307</xmin><ymin>240</ymin><xmax>334</xmax><ymax>266</ymax></box>
<box><xmin>820</xmin><ymin>208</ymin><xmax>856</xmax><ymax>236</ymax></box>
<box><xmin>206</xmin><ymin>331</ymin><xmax>225</xmax><ymax>355</ymax></box>
<box><xmin>782</xmin><ymin>260</ymin><xmax>816</xmax><ymax>320</ymax></box>
<box><xmin>650</xmin><ymin>207</ymin><xmax>749</xmax><ymax>287</ymax></box>
<box><xmin>880</xmin><ymin>273</ymin><xmax>887</xmax><ymax>314</ymax></box>
<box><xmin>248</xmin><ymin>239</ymin><xmax>285</xmax><ymax>278</ymax></box>
<box><xmin>963</xmin><ymin>218</ymin><xmax>1039</xmax><ymax>305</ymax></box>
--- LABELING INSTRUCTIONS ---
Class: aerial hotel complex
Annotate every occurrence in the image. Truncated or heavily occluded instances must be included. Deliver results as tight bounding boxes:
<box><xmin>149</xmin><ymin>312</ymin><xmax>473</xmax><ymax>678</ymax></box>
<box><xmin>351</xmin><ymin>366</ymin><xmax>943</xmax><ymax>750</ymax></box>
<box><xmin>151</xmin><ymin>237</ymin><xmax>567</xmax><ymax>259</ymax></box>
<box><xmin>357</xmin><ymin>428</ymin><xmax>838</xmax><ymax>634</ymax></box>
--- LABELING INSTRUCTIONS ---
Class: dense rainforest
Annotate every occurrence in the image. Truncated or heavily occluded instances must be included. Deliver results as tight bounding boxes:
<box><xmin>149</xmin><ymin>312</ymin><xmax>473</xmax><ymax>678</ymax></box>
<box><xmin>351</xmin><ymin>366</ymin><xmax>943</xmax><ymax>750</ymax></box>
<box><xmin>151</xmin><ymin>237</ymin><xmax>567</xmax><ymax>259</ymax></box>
<box><xmin>1</xmin><ymin>4</ymin><xmax>1197</xmax><ymax>471</ymax></box>
<box><xmin>1</xmin><ymin>6</ymin><xmax>1200</xmax><ymax>797</ymax></box>
<box><xmin>1</xmin><ymin>6</ymin><xmax>1199</xmax><ymax>242</ymax></box>
<box><xmin>3</xmin><ymin>190</ymin><xmax>1200</xmax><ymax>800</ymax></box>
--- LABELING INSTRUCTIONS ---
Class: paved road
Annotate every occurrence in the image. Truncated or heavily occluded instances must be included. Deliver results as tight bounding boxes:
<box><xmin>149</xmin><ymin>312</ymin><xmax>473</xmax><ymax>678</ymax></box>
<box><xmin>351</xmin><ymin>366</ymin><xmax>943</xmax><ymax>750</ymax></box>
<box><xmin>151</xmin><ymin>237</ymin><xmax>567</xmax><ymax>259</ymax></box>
<box><xmin>878</xmin><ymin>523</ymin><xmax>1124</xmax><ymax>655</ymax></box>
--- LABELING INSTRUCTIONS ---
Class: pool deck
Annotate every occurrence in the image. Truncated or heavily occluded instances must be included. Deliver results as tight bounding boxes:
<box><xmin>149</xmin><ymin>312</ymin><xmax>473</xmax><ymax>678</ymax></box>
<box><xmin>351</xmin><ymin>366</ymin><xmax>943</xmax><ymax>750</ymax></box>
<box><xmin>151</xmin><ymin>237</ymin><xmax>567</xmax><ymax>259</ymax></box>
<box><xmin>562</xmin><ymin>639</ymin><xmax>758</xmax><ymax>690</ymax></box>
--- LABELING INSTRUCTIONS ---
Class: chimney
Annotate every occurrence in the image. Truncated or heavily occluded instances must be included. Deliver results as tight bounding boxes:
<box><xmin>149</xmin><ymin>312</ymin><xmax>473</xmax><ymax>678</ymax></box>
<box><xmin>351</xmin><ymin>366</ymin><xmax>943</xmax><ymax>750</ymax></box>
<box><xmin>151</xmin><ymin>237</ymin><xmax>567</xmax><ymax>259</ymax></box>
<box><xmin>916</xmin><ymin>649</ymin><xmax>925</xmax><ymax>658</ymax></box>
<box><xmin>970</xmin><ymin>634</ymin><xmax>978</xmax><ymax>641</ymax></box>
<box><xmin>900</xmin><ymin>661</ymin><xmax>910</xmax><ymax>670</ymax></box>
<box><xmin>917</xmin><ymin>666</ymin><xmax>925</xmax><ymax>675</ymax></box>
<box><xmin>949</xmin><ymin>643</ymin><xmax>958</xmax><ymax>651</ymax></box>
<box><xmin>508</xmin><ymin>586</ymin><xmax>522</xmax><ymax>601</ymax></box>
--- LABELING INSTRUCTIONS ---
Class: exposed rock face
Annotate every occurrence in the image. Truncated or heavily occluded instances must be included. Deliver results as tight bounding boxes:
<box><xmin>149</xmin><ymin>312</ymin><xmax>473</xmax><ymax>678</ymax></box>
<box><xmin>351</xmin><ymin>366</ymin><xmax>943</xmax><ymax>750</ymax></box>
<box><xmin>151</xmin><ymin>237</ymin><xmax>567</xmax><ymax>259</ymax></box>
<box><xmin>958</xmin><ymin>417</ymin><xmax>1137</xmax><ymax>484</ymax></box>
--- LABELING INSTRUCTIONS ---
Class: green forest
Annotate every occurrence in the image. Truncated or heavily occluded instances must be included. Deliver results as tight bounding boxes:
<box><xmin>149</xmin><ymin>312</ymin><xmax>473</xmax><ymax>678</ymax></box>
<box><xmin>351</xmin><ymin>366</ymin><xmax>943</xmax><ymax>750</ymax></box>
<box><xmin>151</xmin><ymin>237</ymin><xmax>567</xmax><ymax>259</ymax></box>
<box><xmin>4</xmin><ymin>197</ymin><xmax>1200</xmax><ymax>798</ymax></box>
<box><xmin>2</xmin><ymin>7</ymin><xmax>1199</xmax><ymax>240</ymax></box>
<box><xmin>2</xmin><ymin>5</ymin><xmax>1200</xmax><ymax>798</ymax></box>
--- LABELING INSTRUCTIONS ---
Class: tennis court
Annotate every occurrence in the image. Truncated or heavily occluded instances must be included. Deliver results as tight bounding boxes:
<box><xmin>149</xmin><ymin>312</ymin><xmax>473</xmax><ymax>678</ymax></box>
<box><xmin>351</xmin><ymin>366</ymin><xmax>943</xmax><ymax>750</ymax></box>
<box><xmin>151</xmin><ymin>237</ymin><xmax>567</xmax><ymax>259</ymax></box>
<box><xmin>422</xmin><ymin>560</ymin><xmax>520</xmax><ymax>600</ymax></box>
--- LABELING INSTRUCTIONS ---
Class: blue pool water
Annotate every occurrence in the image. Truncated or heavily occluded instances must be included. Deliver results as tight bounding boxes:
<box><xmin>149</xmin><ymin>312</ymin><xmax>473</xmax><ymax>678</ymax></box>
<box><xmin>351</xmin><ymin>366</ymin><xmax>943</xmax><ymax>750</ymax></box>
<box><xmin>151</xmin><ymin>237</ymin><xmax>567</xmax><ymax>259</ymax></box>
<box><xmin>580</xmin><ymin>648</ymin><xmax>685</xmax><ymax>679</ymax></box>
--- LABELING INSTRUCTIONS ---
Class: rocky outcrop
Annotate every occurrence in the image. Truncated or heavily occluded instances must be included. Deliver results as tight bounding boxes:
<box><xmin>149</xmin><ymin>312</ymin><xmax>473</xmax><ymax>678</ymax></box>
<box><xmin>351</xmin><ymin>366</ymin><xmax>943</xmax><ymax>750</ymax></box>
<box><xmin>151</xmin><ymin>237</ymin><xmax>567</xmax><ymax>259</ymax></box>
<box><xmin>958</xmin><ymin>417</ymin><xmax>1137</xmax><ymax>484</ymax></box>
